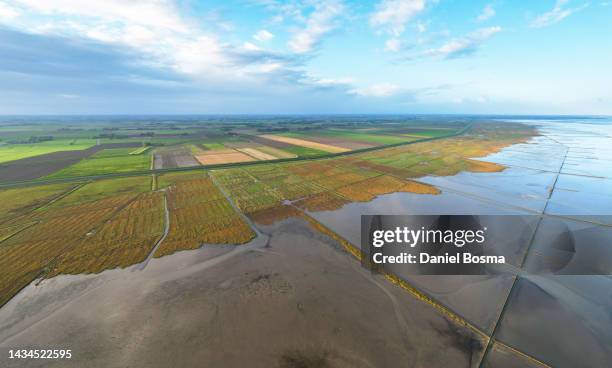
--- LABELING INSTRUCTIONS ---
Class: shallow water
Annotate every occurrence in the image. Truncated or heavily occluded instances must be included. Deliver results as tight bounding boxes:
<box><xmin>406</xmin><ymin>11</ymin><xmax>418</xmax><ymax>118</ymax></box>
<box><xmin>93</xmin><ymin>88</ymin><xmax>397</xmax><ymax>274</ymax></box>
<box><xmin>309</xmin><ymin>118</ymin><xmax>612</xmax><ymax>367</ymax></box>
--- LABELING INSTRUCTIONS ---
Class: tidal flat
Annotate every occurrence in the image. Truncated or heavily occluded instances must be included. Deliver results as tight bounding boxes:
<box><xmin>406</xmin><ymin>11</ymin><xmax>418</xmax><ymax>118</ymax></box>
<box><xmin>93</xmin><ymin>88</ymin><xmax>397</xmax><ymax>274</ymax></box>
<box><xmin>307</xmin><ymin>118</ymin><xmax>612</xmax><ymax>367</ymax></box>
<box><xmin>0</xmin><ymin>218</ymin><xmax>485</xmax><ymax>368</ymax></box>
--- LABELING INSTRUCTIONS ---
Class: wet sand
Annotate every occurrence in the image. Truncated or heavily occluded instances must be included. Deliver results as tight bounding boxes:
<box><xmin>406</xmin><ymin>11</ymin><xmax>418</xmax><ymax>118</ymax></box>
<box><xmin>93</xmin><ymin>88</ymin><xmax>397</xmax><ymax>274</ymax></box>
<box><xmin>307</xmin><ymin>119</ymin><xmax>612</xmax><ymax>367</ymax></box>
<box><xmin>0</xmin><ymin>219</ymin><xmax>485</xmax><ymax>368</ymax></box>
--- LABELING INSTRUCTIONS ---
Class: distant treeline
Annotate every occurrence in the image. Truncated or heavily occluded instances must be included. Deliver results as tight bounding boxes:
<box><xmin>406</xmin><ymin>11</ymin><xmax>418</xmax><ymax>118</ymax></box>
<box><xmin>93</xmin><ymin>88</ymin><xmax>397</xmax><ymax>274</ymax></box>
<box><xmin>7</xmin><ymin>136</ymin><xmax>54</xmax><ymax>144</ymax></box>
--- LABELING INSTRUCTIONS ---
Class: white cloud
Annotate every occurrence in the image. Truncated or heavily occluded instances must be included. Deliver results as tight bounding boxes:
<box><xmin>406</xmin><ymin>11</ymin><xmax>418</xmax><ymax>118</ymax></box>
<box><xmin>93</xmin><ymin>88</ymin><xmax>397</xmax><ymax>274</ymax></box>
<box><xmin>253</xmin><ymin>29</ymin><xmax>274</xmax><ymax>42</ymax></box>
<box><xmin>6</xmin><ymin>0</ymin><xmax>303</xmax><ymax>85</ymax></box>
<box><xmin>13</xmin><ymin>0</ymin><xmax>189</xmax><ymax>32</ymax></box>
<box><xmin>258</xmin><ymin>62</ymin><xmax>283</xmax><ymax>73</ymax></box>
<box><xmin>349</xmin><ymin>82</ymin><xmax>400</xmax><ymax>97</ymax></box>
<box><xmin>57</xmin><ymin>93</ymin><xmax>79</xmax><ymax>99</ymax></box>
<box><xmin>370</xmin><ymin>0</ymin><xmax>426</xmax><ymax>36</ymax></box>
<box><xmin>385</xmin><ymin>38</ymin><xmax>402</xmax><ymax>52</ymax></box>
<box><xmin>531</xmin><ymin>0</ymin><xmax>588</xmax><ymax>28</ymax></box>
<box><xmin>416</xmin><ymin>21</ymin><xmax>426</xmax><ymax>33</ymax></box>
<box><xmin>242</xmin><ymin>41</ymin><xmax>263</xmax><ymax>51</ymax></box>
<box><xmin>0</xmin><ymin>1</ymin><xmax>20</xmax><ymax>20</ymax></box>
<box><xmin>307</xmin><ymin>76</ymin><xmax>355</xmax><ymax>87</ymax></box>
<box><xmin>477</xmin><ymin>4</ymin><xmax>495</xmax><ymax>22</ymax></box>
<box><xmin>288</xmin><ymin>0</ymin><xmax>344</xmax><ymax>54</ymax></box>
<box><xmin>413</xmin><ymin>26</ymin><xmax>502</xmax><ymax>59</ymax></box>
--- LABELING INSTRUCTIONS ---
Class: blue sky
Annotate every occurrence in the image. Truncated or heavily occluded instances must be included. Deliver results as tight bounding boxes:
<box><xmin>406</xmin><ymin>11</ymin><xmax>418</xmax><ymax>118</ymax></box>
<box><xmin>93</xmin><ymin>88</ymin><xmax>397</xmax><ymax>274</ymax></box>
<box><xmin>0</xmin><ymin>0</ymin><xmax>610</xmax><ymax>114</ymax></box>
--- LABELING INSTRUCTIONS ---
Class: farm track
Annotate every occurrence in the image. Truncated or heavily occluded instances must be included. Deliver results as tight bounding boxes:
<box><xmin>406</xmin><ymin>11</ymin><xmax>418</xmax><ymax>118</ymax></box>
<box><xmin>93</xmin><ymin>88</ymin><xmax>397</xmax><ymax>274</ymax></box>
<box><xmin>138</xmin><ymin>191</ymin><xmax>169</xmax><ymax>270</ymax></box>
<box><xmin>0</xmin><ymin>123</ymin><xmax>474</xmax><ymax>189</ymax></box>
<box><xmin>209</xmin><ymin>172</ymin><xmax>265</xmax><ymax>239</ymax></box>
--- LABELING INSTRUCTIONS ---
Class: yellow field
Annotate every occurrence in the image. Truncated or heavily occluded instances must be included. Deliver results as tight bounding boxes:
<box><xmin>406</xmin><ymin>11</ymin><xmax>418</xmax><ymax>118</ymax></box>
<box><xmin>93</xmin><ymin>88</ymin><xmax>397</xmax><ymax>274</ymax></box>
<box><xmin>153</xmin><ymin>176</ymin><xmax>256</xmax><ymax>257</ymax></box>
<box><xmin>255</xmin><ymin>145</ymin><xmax>297</xmax><ymax>159</ymax></box>
<box><xmin>236</xmin><ymin>147</ymin><xmax>277</xmax><ymax>160</ymax></box>
<box><xmin>195</xmin><ymin>150</ymin><xmax>257</xmax><ymax>164</ymax></box>
<box><xmin>260</xmin><ymin>134</ymin><xmax>350</xmax><ymax>153</ymax></box>
<box><xmin>47</xmin><ymin>191</ymin><xmax>165</xmax><ymax>276</ymax></box>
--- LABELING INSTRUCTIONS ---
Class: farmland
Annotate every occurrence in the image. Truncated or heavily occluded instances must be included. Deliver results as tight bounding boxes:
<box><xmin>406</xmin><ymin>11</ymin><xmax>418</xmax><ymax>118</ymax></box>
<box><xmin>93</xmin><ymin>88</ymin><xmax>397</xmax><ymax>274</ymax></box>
<box><xmin>45</xmin><ymin>147</ymin><xmax>151</xmax><ymax>178</ymax></box>
<box><xmin>130</xmin><ymin>146</ymin><xmax>152</xmax><ymax>155</ymax></box>
<box><xmin>0</xmin><ymin>182</ymin><xmax>76</xmax><ymax>223</ymax></box>
<box><xmin>283</xmin><ymin>129</ymin><xmax>413</xmax><ymax>145</ymax></box>
<box><xmin>153</xmin><ymin>173</ymin><xmax>256</xmax><ymax>257</ymax></box>
<box><xmin>0</xmin><ymin>117</ymin><xmax>468</xmax><ymax>181</ymax></box>
<box><xmin>0</xmin><ymin>118</ymin><xmax>536</xmax><ymax>309</ymax></box>
<box><xmin>0</xmin><ymin>138</ymin><xmax>96</xmax><ymax>163</ymax></box>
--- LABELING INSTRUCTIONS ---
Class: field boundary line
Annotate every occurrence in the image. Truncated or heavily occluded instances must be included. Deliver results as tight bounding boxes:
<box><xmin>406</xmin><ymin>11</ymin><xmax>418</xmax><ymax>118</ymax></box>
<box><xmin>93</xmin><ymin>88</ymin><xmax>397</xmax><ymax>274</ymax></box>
<box><xmin>0</xmin><ymin>123</ymin><xmax>474</xmax><ymax>189</ymax></box>
<box><xmin>139</xmin><ymin>191</ymin><xmax>169</xmax><ymax>268</ymax></box>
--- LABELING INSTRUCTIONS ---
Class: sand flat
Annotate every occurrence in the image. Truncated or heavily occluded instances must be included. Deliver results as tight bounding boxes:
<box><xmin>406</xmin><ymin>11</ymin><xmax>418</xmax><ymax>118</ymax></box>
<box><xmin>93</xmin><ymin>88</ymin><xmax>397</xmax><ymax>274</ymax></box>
<box><xmin>260</xmin><ymin>134</ymin><xmax>350</xmax><ymax>153</ymax></box>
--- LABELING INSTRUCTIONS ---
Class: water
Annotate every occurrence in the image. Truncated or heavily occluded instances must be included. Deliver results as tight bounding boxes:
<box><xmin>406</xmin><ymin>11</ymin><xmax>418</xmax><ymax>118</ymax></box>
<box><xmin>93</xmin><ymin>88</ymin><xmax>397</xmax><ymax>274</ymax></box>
<box><xmin>308</xmin><ymin>118</ymin><xmax>612</xmax><ymax>367</ymax></box>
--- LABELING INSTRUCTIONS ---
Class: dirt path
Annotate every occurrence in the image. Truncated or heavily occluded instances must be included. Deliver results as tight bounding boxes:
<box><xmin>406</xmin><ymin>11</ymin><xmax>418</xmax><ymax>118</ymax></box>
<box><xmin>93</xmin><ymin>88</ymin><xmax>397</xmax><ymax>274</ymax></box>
<box><xmin>138</xmin><ymin>191</ymin><xmax>169</xmax><ymax>270</ymax></box>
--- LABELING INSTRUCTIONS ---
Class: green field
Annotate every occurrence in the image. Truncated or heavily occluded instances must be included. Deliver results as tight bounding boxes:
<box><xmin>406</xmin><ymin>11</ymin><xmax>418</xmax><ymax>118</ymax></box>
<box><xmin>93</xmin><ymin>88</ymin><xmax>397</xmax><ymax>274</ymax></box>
<box><xmin>129</xmin><ymin>146</ymin><xmax>152</xmax><ymax>155</ymax></box>
<box><xmin>280</xmin><ymin>145</ymin><xmax>328</xmax><ymax>157</ymax></box>
<box><xmin>45</xmin><ymin>148</ymin><xmax>150</xmax><ymax>178</ymax></box>
<box><xmin>283</xmin><ymin>129</ymin><xmax>413</xmax><ymax>145</ymax></box>
<box><xmin>0</xmin><ymin>139</ymin><xmax>96</xmax><ymax>164</ymax></box>
<box><xmin>398</xmin><ymin>129</ymin><xmax>457</xmax><ymax>138</ymax></box>
<box><xmin>201</xmin><ymin>142</ymin><xmax>227</xmax><ymax>150</ymax></box>
<box><xmin>47</xmin><ymin>176</ymin><xmax>151</xmax><ymax>207</ymax></box>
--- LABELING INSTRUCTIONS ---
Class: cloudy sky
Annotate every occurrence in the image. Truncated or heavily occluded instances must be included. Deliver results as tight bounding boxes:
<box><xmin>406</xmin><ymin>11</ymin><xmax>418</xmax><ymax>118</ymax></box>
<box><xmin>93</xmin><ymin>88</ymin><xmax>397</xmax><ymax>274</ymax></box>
<box><xmin>0</xmin><ymin>0</ymin><xmax>610</xmax><ymax>114</ymax></box>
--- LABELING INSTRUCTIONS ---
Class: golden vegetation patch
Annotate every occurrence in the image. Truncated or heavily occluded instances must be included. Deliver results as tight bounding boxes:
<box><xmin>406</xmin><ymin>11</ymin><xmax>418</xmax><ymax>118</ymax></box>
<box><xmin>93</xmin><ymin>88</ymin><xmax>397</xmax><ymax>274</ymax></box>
<box><xmin>46</xmin><ymin>176</ymin><xmax>150</xmax><ymax>208</ymax></box>
<box><xmin>294</xmin><ymin>192</ymin><xmax>350</xmax><ymax>212</ymax></box>
<box><xmin>153</xmin><ymin>177</ymin><xmax>256</xmax><ymax>258</ymax></box>
<box><xmin>336</xmin><ymin>175</ymin><xmax>440</xmax><ymax>202</ymax></box>
<box><xmin>465</xmin><ymin>159</ymin><xmax>505</xmax><ymax>173</ymax></box>
<box><xmin>47</xmin><ymin>191</ymin><xmax>165</xmax><ymax>276</ymax></box>
<box><xmin>0</xmin><ymin>193</ymin><xmax>137</xmax><ymax>306</ymax></box>
<box><xmin>248</xmin><ymin>205</ymin><xmax>303</xmax><ymax>225</ymax></box>
<box><xmin>0</xmin><ymin>183</ymin><xmax>76</xmax><ymax>224</ymax></box>
<box><xmin>212</xmin><ymin>168</ymin><xmax>281</xmax><ymax>213</ymax></box>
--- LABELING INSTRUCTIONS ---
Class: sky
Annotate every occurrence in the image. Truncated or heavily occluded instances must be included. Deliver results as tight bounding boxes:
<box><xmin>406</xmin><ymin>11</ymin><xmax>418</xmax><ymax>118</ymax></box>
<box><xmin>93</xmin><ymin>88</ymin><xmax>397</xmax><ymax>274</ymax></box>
<box><xmin>0</xmin><ymin>0</ymin><xmax>610</xmax><ymax>115</ymax></box>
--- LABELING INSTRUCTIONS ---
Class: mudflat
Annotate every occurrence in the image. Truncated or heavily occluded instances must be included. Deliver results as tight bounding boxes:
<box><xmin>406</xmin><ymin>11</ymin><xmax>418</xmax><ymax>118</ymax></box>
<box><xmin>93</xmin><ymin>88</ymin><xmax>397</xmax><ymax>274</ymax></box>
<box><xmin>0</xmin><ymin>218</ymin><xmax>484</xmax><ymax>368</ymax></box>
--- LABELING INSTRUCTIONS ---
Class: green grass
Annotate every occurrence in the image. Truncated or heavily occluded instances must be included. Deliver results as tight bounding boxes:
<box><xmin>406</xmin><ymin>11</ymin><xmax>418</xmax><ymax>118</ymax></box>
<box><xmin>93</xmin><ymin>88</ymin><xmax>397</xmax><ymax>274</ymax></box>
<box><xmin>45</xmin><ymin>148</ymin><xmax>150</xmax><ymax>178</ymax></box>
<box><xmin>281</xmin><ymin>145</ymin><xmax>328</xmax><ymax>157</ymax></box>
<box><xmin>0</xmin><ymin>139</ymin><xmax>96</xmax><ymax>164</ymax></box>
<box><xmin>399</xmin><ymin>129</ymin><xmax>456</xmax><ymax>138</ymax></box>
<box><xmin>0</xmin><ymin>183</ymin><xmax>76</xmax><ymax>222</ymax></box>
<box><xmin>202</xmin><ymin>142</ymin><xmax>227</xmax><ymax>150</ymax></box>
<box><xmin>284</xmin><ymin>130</ymin><xmax>410</xmax><ymax>145</ymax></box>
<box><xmin>129</xmin><ymin>146</ymin><xmax>151</xmax><ymax>155</ymax></box>
<box><xmin>49</xmin><ymin>176</ymin><xmax>150</xmax><ymax>207</ymax></box>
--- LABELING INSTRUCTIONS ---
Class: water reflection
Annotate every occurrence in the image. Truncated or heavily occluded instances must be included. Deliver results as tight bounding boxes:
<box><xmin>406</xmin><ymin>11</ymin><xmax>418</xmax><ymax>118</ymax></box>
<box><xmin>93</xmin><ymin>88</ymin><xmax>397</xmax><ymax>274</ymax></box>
<box><xmin>310</xmin><ymin>118</ymin><xmax>612</xmax><ymax>367</ymax></box>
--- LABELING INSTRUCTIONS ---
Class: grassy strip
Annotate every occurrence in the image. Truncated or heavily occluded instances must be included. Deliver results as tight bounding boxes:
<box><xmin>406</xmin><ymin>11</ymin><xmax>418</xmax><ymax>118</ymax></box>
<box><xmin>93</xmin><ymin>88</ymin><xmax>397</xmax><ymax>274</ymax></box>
<box><xmin>129</xmin><ymin>146</ymin><xmax>151</xmax><ymax>155</ymax></box>
<box><xmin>0</xmin><ymin>139</ymin><xmax>96</xmax><ymax>164</ymax></box>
